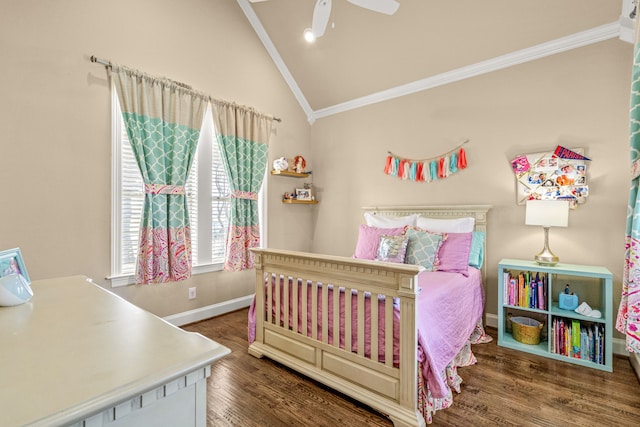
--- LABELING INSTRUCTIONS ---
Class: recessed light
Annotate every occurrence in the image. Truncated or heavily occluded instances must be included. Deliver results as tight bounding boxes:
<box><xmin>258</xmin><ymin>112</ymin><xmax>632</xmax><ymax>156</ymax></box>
<box><xmin>303</xmin><ymin>28</ymin><xmax>316</xmax><ymax>43</ymax></box>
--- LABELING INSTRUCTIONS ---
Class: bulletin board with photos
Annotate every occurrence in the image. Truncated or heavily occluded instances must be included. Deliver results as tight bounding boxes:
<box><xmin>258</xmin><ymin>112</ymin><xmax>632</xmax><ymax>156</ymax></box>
<box><xmin>511</xmin><ymin>146</ymin><xmax>590</xmax><ymax>208</ymax></box>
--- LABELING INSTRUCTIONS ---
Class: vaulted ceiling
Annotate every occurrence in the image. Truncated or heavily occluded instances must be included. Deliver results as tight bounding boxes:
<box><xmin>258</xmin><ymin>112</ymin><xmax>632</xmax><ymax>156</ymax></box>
<box><xmin>237</xmin><ymin>0</ymin><xmax>633</xmax><ymax>123</ymax></box>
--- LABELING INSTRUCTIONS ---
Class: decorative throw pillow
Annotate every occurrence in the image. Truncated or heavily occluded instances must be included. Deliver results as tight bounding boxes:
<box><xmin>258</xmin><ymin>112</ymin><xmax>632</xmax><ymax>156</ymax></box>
<box><xmin>404</xmin><ymin>227</ymin><xmax>445</xmax><ymax>270</ymax></box>
<box><xmin>416</xmin><ymin>216</ymin><xmax>475</xmax><ymax>233</ymax></box>
<box><xmin>375</xmin><ymin>235</ymin><xmax>409</xmax><ymax>263</ymax></box>
<box><xmin>364</xmin><ymin>212</ymin><xmax>419</xmax><ymax>228</ymax></box>
<box><xmin>468</xmin><ymin>231</ymin><xmax>486</xmax><ymax>269</ymax></box>
<box><xmin>436</xmin><ymin>232</ymin><xmax>472</xmax><ymax>276</ymax></box>
<box><xmin>353</xmin><ymin>224</ymin><xmax>404</xmax><ymax>260</ymax></box>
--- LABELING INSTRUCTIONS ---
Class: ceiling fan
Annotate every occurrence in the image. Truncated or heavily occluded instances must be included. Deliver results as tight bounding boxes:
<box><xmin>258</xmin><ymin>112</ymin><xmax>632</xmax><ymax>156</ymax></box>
<box><xmin>309</xmin><ymin>0</ymin><xmax>400</xmax><ymax>38</ymax></box>
<box><xmin>250</xmin><ymin>0</ymin><xmax>400</xmax><ymax>40</ymax></box>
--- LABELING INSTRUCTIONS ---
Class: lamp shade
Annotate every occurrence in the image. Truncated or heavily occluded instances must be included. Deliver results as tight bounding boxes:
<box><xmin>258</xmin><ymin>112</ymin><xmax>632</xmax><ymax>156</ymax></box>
<box><xmin>525</xmin><ymin>200</ymin><xmax>569</xmax><ymax>227</ymax></box>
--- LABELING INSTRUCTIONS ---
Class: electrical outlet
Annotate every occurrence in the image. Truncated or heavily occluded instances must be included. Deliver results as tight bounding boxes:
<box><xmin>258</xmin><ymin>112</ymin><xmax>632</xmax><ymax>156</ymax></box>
<box><xmin>188</xmin><ymin>287</ymin><xmax>196</xmax><ymax>300</ymax></box>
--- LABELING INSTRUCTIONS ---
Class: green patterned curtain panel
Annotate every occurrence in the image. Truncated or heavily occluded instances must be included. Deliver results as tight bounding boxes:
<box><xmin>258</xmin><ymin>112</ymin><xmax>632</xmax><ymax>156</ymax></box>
<box><xmin>110</xmin><ymin>66</ymin><xmax>207</xmax><ymax>284</ymax></box>
<box><xmin>616</xmin><ymin>26</ymin><xmax>640</xmax><ymax>353</ymax></box>
<box><xmin>211</xmin><ymin>101</ymin><xmax>273</xmax><ymax>271</ymax></box>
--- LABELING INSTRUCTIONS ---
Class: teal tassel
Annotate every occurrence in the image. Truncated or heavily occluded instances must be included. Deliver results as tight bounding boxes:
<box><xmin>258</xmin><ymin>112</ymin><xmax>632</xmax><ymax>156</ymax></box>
<box><xmin>392</xmin><ymin>157</ymin><xmax>400</xmax><ymax>176</ymax></box>
<box><xmin>409</xmin><ymin>162</ymin><xmax>417</xmax><ymax>181</ymax></box>
<box><xmin>450</xmin><ymin>152</ymin><xmax>458</xmax><ymax>173</ymax></box>
<box><xmin>429</xmin><ymin>160</ymin><xmax>438</xmax><ymax>181</ymax></box>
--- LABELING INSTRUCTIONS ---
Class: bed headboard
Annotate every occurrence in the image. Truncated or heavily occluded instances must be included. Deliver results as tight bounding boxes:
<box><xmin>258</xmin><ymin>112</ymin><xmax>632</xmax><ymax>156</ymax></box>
<box><xmin>361</xmin><ymin>204</ymin><xmax>491</xmax><ymax>280</ymax></box>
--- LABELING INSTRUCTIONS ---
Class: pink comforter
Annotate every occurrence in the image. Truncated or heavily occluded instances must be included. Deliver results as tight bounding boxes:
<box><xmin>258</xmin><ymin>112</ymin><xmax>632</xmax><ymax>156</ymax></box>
<box><xmin>248</xmin><ymin>268</ymin><xmax>484</xmax><ymax>398</ymax></box>
<box><xmin>415</xmin><ymin>268</ymin><xmax>484</xmax><ymax>397</ymax></box>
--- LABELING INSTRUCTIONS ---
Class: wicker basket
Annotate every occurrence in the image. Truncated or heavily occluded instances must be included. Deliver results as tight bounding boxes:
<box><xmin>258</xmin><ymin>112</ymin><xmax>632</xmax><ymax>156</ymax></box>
<box><xmin>511</xmin><ymin>316</ymin><xmax>544</xmax><ymax>345</ymax></box>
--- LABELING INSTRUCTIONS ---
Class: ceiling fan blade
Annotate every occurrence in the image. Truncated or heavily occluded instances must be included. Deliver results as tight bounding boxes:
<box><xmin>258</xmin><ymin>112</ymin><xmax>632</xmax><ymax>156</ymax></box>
<box><xmin>312</xmin><ymin>0</ymin><xmax>332</xmax><ymax>38</ymax></box>
<box><xmin>346</xmin><ymin>0</ymin><xmax>399</xmax><ymax>15</ymax></box>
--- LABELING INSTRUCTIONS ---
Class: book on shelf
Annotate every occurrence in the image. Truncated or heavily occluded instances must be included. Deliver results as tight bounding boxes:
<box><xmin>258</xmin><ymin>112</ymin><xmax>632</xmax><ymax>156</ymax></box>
<box><xmin>503</xmin><ymin>270</ymin><xmax>548</xmax><ymax>310</ymax></box>
<box><xmin>571</xmin><ymin>320</ymin><xmax>580</xmax><ymax>359</ymax></box>
<box><xmin>551</xmin><ymin>316</ymin><xmax>605</xmax><ymax>365</ymax></box>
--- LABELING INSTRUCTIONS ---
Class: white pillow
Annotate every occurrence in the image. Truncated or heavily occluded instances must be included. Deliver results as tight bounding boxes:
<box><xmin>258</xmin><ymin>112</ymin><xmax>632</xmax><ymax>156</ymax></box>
<box><xmin>416</xmin><ymin>216</ymin><xmax>475</xmax><ymax>233</ymax></box>
<box><xmin>364</xmin><ymin>212</ymin><xmax>418</xmax><ymax>228</ymax></box>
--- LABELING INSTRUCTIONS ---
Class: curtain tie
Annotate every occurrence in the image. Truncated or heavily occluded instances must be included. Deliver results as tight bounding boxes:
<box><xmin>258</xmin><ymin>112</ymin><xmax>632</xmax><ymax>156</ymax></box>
<box><xmin>144</xmin><ymin>184</ymin><xmax>186</xmax><ymax>195</ymax></box>
<box><xmin>231</xmin><ymin>190</ymin><xmax>258</xmax><ymax>200</ymax></box>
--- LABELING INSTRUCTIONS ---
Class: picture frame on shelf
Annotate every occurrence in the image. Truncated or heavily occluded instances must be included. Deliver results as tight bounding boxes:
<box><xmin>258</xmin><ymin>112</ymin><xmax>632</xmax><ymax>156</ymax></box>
<box><xmin>295</xmin><ymin>188</ymin><xmax>312</xmax><ymax>201</ymax></box>
<box><xmin>0</xmin><ymin>247</ymin><xmax>30</xmax><ymax>283</ymax></box>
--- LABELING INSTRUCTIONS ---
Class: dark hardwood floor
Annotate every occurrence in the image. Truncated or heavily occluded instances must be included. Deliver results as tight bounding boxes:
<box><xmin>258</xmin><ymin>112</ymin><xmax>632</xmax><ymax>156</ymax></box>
<box><xmin>183</xmin><ymin>309</ymin><xmax>640</xmax><ymax>426</ymax></box>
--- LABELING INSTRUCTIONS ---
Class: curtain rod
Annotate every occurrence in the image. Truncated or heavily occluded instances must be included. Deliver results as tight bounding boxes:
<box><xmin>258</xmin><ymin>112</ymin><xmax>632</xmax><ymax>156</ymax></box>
<box><xmin>90</xmin><ymin>55</ymin><xmax>282</xmax><ymax>123</ymax></box>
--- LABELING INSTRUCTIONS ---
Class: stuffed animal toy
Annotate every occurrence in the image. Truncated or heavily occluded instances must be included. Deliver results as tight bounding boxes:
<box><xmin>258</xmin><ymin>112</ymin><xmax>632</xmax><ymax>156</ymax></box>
<box><xmin>273</xmin><ymin>157</ymin><xmax>288</xmax><ymax>171</ymax></box>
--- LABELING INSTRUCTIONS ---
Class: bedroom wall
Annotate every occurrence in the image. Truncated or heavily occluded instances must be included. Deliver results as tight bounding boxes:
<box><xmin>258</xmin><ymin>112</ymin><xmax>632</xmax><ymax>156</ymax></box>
<box><xmin>309</xmin><ymin>38</ymin><xmax>633</xmax><ymax>341</ymax></box>
<box><xmin>0</xmin><ymin>0</ymin><xmax>313</xmax><ymax>317</ymax></box>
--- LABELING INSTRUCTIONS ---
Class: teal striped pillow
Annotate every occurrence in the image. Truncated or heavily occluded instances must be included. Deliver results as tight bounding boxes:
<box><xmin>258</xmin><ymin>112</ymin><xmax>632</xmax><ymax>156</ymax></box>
<box><xmin>404</xmin><ymin>227</ymin><xmax>445</xmax><ymax>270</ymax></box>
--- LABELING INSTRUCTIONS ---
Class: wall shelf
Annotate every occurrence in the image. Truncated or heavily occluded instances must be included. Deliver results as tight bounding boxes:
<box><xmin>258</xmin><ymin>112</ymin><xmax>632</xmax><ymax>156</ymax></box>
<box><xmin>282</xmin><ymin>199</ymin><xmax>318</xmax><ymax>205</ymax></box>
<box><xmin>272</xmin><ymin>168</ymin><xmax>317</xmax><ymax>204</ymax></box>
<box><xmin>271</xmin><ymin>170</ymin><xmax>310</xmax><ymax>178</ymax></box>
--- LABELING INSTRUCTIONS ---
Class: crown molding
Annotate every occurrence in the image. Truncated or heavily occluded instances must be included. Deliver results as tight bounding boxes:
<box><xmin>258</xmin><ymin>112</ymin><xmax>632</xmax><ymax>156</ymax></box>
<box><xmin>620</xmin><ymin>0</ymin><xmax>637</xmax><ymax>43</ymax></box>
<box><xmin>238</xmin><ymin>1</ymin><xmax>621</xmax><ymax>125</ymax></box>
<box><xmin>236</xmin><ymin>0</ymin><xmax>315</xmax><ymax>123</ymax></box>
<box><xmin>313</xmin><ymin>22</ymin><xmax>620</xmax><ymax>121</ymax></box>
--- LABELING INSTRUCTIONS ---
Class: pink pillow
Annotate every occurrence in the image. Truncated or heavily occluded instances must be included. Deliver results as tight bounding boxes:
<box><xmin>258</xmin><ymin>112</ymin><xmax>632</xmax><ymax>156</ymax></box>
<box><xmin>436</xmin><ymin>232</ymin><xmax>472</xmax><ymax>276</ymax></box>
<box><xmin>353</xmin><ymin>224</ymin><xmax>404</xmax><ymax>260</ymax></box>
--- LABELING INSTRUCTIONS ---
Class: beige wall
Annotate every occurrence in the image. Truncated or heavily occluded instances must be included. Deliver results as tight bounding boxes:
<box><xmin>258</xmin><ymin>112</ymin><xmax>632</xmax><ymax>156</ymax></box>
<box><xmin>309</xmin><ymin>38</ymin><xmax>633</xmax><ymax>339</ymax></box>
<box><xmin>1</xmin><ymin>0</ymin><xmax>634</xmax><ymax>342</ymax></box>
<box><xmin>0</xmin><ymin>0</ymin><xmax>313</xmax><ymax>317</ymax></box>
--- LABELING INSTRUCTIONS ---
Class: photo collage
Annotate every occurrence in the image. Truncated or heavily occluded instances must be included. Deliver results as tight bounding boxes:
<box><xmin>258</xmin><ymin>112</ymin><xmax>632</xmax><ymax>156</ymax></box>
<box><xmin>511</xmin><ymin>146</ymin><xmax>590</xmax><ymax>208</ymax></box>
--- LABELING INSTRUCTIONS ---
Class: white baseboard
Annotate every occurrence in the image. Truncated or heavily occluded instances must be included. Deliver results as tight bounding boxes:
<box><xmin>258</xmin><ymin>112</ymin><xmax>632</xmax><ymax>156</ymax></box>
<box><xmin>485</xmin><ymin>312</ymin><xmax>498</xmax><ymax>329</ymax></box>
<box><xmin>163</xmin><ymin>295</ymin><xmax>253</xmax><ymax>327</ymax></box>
<box><xmin>484</xmin><ymin>312</ymin><xmax>629</xmax><ymax>356</ymax></box>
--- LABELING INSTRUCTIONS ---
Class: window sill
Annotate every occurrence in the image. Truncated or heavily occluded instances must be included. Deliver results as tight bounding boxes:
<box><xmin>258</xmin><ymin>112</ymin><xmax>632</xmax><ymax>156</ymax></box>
<box><xmin>107</xmin><ymin>262</ymin><xmax>226</xmax><ymax>288</ymax></box>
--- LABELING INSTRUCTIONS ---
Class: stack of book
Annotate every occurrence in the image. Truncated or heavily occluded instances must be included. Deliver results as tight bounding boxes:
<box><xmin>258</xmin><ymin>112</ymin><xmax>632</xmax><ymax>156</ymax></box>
<box><xmin>551</xmin><ymin>317</ymin><xmax>605</xmax><ymax>365</ymax></box>
<box><xmin>503</xmin><ymin>270</ymin><xmax>548</xmax><ymax>310</ymax></box>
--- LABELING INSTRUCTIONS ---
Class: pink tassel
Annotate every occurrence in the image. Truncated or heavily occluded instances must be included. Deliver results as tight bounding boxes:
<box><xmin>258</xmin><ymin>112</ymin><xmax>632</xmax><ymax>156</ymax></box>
<box><xmin>416</xmin><ymin>162</ymin><xmax>424</xmax><ymax>182</ymax></box>
<box><xmin>458</xmin><ymin>148</ymin><xmax>467</xmax><ymax>169</ymax></box>
<box><xmin>384</xmin><ymin>155</ymin><xmax>393</xmax><ymax>175</ymax></box>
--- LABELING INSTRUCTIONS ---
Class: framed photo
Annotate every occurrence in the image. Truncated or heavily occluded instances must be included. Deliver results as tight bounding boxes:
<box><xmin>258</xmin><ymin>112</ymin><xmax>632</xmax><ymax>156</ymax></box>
<box><xmin>0</xmin><ymin>247</ymin><xmax>30</xmax><ymax>283</ymax></box>
<box><xmin>295</xmin><ymin>188</ymin><xmax>312</xmax><ymax>201</ymax></box>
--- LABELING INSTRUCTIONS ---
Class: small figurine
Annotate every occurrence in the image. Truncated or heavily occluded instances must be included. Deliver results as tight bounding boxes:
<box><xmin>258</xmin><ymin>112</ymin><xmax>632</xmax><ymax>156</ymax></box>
<box><xmin>294</xmin><ymin>155</ymin><xmax>306</xmax><ymax>173</ymax></box>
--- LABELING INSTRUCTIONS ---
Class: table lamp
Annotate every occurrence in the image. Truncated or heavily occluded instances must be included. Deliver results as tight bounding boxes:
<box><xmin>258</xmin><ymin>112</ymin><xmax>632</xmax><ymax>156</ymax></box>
<box><xmin>525</xmin><ymin>199</ymin><xmax>569</xmax><ymax>266</ymax></box>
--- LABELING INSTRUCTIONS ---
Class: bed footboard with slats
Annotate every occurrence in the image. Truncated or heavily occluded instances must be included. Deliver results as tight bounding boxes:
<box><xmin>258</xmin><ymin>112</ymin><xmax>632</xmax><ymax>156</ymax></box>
<box><xmin>249</xmin><ymin>248</ymin><xmax>425</xmax><ymax>427</ymax></box>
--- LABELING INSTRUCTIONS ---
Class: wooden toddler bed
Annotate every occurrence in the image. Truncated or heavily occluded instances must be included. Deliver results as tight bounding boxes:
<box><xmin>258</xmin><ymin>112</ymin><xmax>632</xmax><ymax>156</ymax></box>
<box><xmin>248</xmin><ymin>205</ymin><xmax>490</xmax><ymax>426</ymax></box>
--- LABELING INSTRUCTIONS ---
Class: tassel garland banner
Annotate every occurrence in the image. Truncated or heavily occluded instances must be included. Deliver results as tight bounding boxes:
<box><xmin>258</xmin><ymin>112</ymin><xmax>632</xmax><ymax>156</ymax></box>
<box><xmin>384</xmin><ymin>140</ymin><xmax>469</xmax><ymax>182</ymax></box>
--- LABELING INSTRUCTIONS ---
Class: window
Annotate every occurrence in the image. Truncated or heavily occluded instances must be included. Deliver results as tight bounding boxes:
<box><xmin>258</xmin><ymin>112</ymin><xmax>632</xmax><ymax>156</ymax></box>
<box><xmin>110</xmin><ymin>92</ymin><xmax>264</xmax><ymax>287</ymax></box>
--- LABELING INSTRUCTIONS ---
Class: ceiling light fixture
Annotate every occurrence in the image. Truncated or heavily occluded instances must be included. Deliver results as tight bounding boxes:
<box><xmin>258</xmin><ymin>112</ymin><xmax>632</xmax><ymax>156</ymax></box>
<box><xmin>306</xmin><ymin>0</ymin><xmax>399</xmax><ymax>41</ymax></box>
<box><xmin>303</xmin><ymin>28</ymin><xmax>316</xmax><ymax>43</ymax></box>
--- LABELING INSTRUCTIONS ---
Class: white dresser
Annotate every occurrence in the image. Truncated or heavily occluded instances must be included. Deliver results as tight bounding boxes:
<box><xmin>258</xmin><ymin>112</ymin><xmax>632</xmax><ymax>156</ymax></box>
<box><xmin>0</xmin><ymin>275</ymin><xmax>230</xmax><ymax>427</ymax></box>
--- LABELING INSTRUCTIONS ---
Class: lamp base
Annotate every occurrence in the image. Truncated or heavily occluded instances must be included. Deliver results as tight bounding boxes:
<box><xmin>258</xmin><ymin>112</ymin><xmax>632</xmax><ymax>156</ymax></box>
<box><xmin>534</xmin><ymin>226</ymin><xmax>560</xmax><ymax>266</ymax></box>
<box><xmin>534</xmin><ymin>250</ymin><xmax>559</xmax><ymax>266</ymax></box>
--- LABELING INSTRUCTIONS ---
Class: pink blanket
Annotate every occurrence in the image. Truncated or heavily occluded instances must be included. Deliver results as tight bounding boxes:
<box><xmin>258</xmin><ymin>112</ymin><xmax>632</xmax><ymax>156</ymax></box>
<box><xmin>415</xmin><ymin>268</ymin><xmax>484</xmax><ymax>397</ymax></box>
<box><xmin>248</xmin><ymin>268</ymin><xmax>484</xmax><ymax>398</ymax></box>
